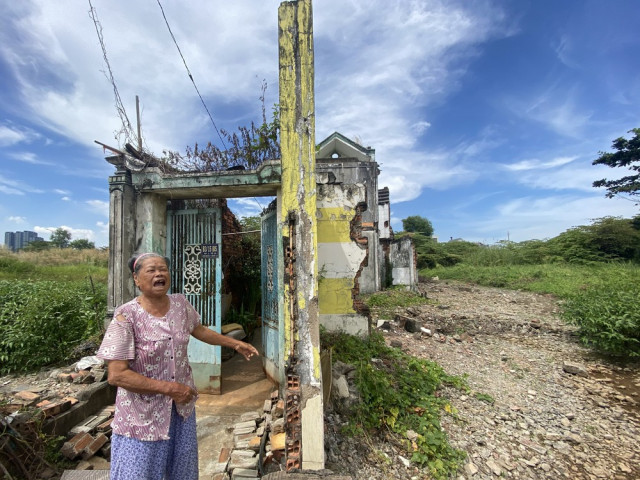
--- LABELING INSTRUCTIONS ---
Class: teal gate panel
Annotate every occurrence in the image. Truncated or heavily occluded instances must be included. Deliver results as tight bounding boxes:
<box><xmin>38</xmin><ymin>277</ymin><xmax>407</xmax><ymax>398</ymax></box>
<box><xmin>167</xmin><ymin>208</ymin><xmax>222</xmax><ymax>394</ymax></box>
<box><xmin>261</xmin><ymin>206</ymin><xmax>283</xmax><ymax>385</ymax></box>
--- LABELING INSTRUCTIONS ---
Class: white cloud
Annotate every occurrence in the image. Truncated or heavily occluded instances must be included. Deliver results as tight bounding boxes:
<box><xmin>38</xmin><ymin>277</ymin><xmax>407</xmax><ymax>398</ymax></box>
<box><xmin>411</xmin><ymin>121</ymin><xmax>431</xmax><ymax>135</ymax></box>
<box><xmin>86</xmin><ymin>199</ymin><xmax>109</xmax><ymax>217</ymax></box>
<box><xmin>505</xmin><ymin>85</ymin><xmax>593</xmax><ymax>138</ymax></box>
<box><xmin>0</xmin><ymin>0</ymin><xmax>279</xmax><ymax>154</ymax></box>
<box><xmin>0</xmin><ymin>124</ymin><xmax>40</xmax><ymax>146</ymax></box>
<box><xmin>504</xmin><ymin>156</ymin><xmax>577</xmax><ymax>172</ymax></box>
<box><xmin>8</xmin><ymin>151</ymin><xmax>54</xmax><ymax>165</ymax></box>
<box><xmin>553</xmin><ymin>34</ymin><xmax>580</xmax><ymax>69</ymax></box>
<box><xmin>54</xmin><ymin>189</ymin><xmax>70</xmax><ymax>195</ymax></box>
<box><xmin>228</xmin><ymin>197</ymin><xmax>273</xmax><ymax>219</ymax></box>
<box><xmin>7</xmin><ymin>216</ymin><xmax>27</xmax><ymax>224</ymax></box>
<box><xmin>35</xmin><ymin>225</ymin><xmax>96</xmax><ymax>242</ymax></box>
<box><xmin>61</xmin><ymin>196</ymin><xmax>71</xmax><ymax>201</ymax></box>
<box><xmin>1</xmin><ymin>0</ymin><xmax>511</xmax><ymax>205</ymax></box>
<box><xmin>382</xmin><ymin>150</ymin><xmax>477</xmax><ymax>203</ymax></box>
<box><xmin>469</xmin><ymin>194</ymin><xmax>638</xmax><ymax>242</ymax></box>
<box><xmin>0</xmin><ymin>174</ymin><xmax>44</xmax><ymax>195</ymax></box>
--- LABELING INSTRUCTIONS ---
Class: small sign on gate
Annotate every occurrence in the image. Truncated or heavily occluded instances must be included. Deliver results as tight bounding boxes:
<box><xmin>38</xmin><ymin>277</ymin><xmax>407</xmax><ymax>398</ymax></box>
<box><xmin>200</xmin><ymin>243</ymin><xmax>219</xmax><ymax>258</ymax></box>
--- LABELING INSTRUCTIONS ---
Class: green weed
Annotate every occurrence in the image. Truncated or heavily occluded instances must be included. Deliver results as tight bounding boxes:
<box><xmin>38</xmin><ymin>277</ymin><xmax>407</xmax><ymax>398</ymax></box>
<box><xmin>561</xmin><ymin>282</ymin><xmax>640</xmax><ymax>357</ymax></box>
<box><xmin>0</xmin><ymin>280</ymin><xmax>107</xmax><ymax>374</ymax></box>
<box><xmin>473</xmin><ymin>392</ymin><xmax>495</xmax><ymax>404</ymax></box>
<box><xmin>322</xmin><ymin>331</ymin><xmax>467</xmax><ymax>479</ymax></box>
<box><xmin>365</xmin><ymin>287</ymin><xmax>432</xmax><ymax>318</ymax></box>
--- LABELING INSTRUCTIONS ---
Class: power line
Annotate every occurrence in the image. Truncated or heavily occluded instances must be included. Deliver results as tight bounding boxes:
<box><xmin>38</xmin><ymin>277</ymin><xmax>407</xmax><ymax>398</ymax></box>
<box><xmin>88</xmin><ymin>0</ymin><xmax>136</xmax><ymax>145</ymax></box>
<box><xmin>155</xmin><ymin>0</ymin><xmax>227</xmax><ymax>150</ymax></box>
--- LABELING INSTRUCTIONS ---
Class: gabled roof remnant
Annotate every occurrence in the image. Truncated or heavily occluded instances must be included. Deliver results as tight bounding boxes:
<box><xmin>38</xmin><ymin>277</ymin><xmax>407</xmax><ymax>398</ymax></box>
<box><xmin>317</xmin><ymin>132</ymin><xmax>375</xmax><ymax>162</ymax></box>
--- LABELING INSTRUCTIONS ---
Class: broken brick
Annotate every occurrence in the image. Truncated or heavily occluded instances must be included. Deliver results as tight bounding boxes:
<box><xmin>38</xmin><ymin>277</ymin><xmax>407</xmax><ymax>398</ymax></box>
<box><xmin>218</xmin><ymin>447</ymin><xmax>231</xmax><ymax>463</ymax></box>
<box><xmin>61</xmin><ymin>432</ymin><xmax>94</xmax><ymax>460</ymax></box>
<box><xmin>15</xmin><ymin>390</ymin><xmax>41</xmax><ymax>405</ymax></box>
<box><xmin>40</xmin><ymin>399</ymin><xmax>72</xmax><ymax>418</ymax></box>
<box><xmin>82</xmin><ymin>433</ymin><xmax>109</xmax><ymax>460</ymax></box>
<box><xmin>96</xmin><ymin>417</ymin><xmax>113</xmax><ymax>433</ymax></box>
<box><xmin>61</xmin><ymin>396</ymin><xmax>79</xmax><ymax>406</ymax></box>
<box><xmin>57</xmin><ymin>373</ymin><xmax>74</xmax><ymax>383</ymax></box>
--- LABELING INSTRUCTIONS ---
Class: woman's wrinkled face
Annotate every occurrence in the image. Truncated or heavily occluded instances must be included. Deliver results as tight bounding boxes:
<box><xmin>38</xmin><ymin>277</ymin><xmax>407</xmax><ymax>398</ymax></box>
<box><xmin>134</xmin><ymin>257</ymin><xmax>170</xmax><ymax>297</ymax></box>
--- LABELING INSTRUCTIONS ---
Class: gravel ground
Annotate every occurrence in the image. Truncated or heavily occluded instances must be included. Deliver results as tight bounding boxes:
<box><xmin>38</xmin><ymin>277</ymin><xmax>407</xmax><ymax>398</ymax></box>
<box><xmin>2</xmin><ymin>279</ymin><xmax>638</xmax><ymax>479</ymax></box>
<box><xmin>325</xmin><ymin>280</ymin><xmax>640</xmax><ymax>480</ymax></box>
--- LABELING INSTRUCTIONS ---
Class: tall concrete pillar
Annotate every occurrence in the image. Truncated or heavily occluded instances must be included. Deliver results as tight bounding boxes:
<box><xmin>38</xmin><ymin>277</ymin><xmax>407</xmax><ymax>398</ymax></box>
<box><xmin>278</xmin><ymin>0</ymin><xmax>324</xmax><ymax>470</ymax></box>
<box><xmin>106</xmin><ymin>155</ymin><xmax>136</xmax><ymax>326</ymax></box>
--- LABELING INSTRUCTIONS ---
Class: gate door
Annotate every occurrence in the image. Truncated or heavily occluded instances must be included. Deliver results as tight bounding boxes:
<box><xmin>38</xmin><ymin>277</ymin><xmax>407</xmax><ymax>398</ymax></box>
<box><xmin>167</xmin><ymin>208</ymin><xmax>222</xmax><ymax>394</ymax></box>
<box><xmin>261</xmin><ymin>206</ymin><xmax>283</xmax><ymax>385</ymax></box>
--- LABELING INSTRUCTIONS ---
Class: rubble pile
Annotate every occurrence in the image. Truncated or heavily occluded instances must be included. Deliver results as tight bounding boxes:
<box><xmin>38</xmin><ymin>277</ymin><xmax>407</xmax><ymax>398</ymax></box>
<box><xmin>0</xmin><ymin>358</ymin><xmax>113</xmax><ymax>478</ymax></box>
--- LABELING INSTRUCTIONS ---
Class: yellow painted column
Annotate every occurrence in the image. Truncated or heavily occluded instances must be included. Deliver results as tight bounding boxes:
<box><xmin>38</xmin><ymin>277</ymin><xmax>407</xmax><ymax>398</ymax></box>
<box><xmin>278</xmin><ymin>0</ymin><xmax>324</xmax><ymax>470</ymax></box>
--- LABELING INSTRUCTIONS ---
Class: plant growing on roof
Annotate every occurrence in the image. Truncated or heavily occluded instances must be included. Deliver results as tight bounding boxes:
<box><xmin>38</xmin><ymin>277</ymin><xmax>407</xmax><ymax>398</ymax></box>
<box><xmin>164</xmin><ymin>81</ymin><xmax>280</xmax><ymax>172</ymax></box>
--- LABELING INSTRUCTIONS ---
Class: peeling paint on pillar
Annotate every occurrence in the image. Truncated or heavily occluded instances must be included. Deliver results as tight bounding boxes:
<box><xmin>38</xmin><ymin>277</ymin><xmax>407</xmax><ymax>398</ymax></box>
<box><xmin>278</xmin><ymin>0</ymin><xmax>324</xmax><ymax>470</ymax></box>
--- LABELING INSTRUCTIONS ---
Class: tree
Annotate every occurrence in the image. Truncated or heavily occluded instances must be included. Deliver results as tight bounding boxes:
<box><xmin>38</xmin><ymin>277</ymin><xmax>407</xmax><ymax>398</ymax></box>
<box><xmin>49</xmin><ymin>228</ymin><xmax>71</xmax><ymax>248</ymax></box>
<box><xmin>592</xmin><ymin>128</ymin><xmax>640</xmax><ymax>199</ymax></box>
<box><xmin>22</xmin><ymin>240</ymin><xmax>50</xmax><ymax>252</ymax></box>
<box><xmin>402</xmin><ymin>216</ymin><xmax>434</xmax><ymax>237</ymax></box>
<box><xmin>69</xmin><ymin>239</ymin><xmax>95</xmax><ymax>250</ymax></box>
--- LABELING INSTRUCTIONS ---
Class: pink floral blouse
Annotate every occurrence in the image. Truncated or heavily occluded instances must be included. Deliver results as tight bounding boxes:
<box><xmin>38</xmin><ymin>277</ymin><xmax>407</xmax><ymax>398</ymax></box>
<box><xmin>97</xmin><ymin>294</ymin><xmax>200</xmax><ymax>441</ymax></box>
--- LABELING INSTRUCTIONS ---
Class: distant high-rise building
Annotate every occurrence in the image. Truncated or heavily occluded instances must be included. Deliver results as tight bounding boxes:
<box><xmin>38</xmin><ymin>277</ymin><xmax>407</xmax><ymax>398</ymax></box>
<box><xmin>3</xmin><ymin>230</ymin><xmax>44</xmax><ymax>251</ymax></box>
<box><xmin>4</xmin><ymin>232</ymin><xmax>15</xmax><ymax>251</ymax></box>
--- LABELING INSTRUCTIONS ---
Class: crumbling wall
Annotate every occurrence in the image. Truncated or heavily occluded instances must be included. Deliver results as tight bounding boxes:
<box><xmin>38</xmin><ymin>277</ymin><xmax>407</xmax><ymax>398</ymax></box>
<box><xmin>389</xmin><ymin>235</ymin><xmax>417</xmax><ymax>289</ymax></box>
<box><xmin>316</xmin><ymin>183</ymin><xmax>369</xmax><ymax>335</ymax></box>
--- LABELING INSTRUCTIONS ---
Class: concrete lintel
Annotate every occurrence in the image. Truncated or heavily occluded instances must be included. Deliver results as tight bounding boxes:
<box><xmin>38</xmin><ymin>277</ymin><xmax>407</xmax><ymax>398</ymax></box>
<box><xmin>130</xmin><ymin>160</ymin><xmax>282</xmax><ymax>199</ymax></box>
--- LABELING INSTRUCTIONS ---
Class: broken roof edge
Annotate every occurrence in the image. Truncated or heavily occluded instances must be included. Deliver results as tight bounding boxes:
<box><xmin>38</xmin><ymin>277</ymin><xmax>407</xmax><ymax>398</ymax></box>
<box><xmin>316</xmin><ymin>131</ymin><xmax>375</xmax><ymax>162</ymax></box>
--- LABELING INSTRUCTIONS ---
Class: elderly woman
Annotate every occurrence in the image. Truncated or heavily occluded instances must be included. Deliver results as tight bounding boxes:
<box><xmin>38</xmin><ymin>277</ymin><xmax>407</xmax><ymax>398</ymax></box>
<box><xmin>97</xmin><ymin>252</ymin><xmax>258</xmax><ymax>480</ymax></box>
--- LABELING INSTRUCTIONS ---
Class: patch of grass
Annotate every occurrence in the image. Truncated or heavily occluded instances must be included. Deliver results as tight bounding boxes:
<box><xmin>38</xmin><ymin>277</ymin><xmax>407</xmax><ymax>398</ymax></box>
<box><xmin>424</xmin><ymin>263</ymin><xmax>640</xmax><ymax>298</ymax></box>
<box><xmin>424</xmin><ymin>262</ymin><xmax>640</xmax><ymax>359</ymax></box>
<box><xmin>0</xmin><ymin>249</ymin><xmax>108</xmax><ymax>282</ymax></box>
<box><xmin>323</xmin><ymin>331</ymin><xmax>467</xmax><ymax>479</ymax></box>
<box><xmin>473</xmin><ymin>392</ymin><xmax>495</xmax><ymax>404</ymax></box>
<box><xmin>364</xmin><ymin>287</ymin><xmax>432</xmax><ymax>318</ymax></box>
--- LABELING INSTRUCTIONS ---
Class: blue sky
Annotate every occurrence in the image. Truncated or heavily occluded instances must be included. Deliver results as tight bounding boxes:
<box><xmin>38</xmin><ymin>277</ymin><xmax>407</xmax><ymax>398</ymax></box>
<box><xmin>1</xmin><ymin>0</ymin><xmax>638</xmax><ymax>247</ymax></box>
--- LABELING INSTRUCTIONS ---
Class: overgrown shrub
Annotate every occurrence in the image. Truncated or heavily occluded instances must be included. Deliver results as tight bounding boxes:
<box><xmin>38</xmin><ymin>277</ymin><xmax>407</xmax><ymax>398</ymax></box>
<box><xmin>365</xmin><ymin>287</ymin><xmax>431</xmax><ymax>318</ymax></box>
<box><xmin>561</xmin><ymin>283</ymin><xmax>640</xmax><ymax>357</ymax></box>
<box><xmin>0</xmin><ymin>280</ymin><xmax>106</xmax><ymax>374</ymax></box>
<box><xmin>322</xmin><ymin>331</ymin><xmax>466</xmax><ymax>478</ymax></box>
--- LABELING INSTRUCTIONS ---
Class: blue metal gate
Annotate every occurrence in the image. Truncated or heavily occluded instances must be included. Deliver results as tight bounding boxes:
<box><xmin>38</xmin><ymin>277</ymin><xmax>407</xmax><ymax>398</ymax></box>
<box><xmin>167</xmin><ymin>208</ymin><xmax>222</xmax><ymax>394</ymax></box>
<box><xmin>261</xmin><ymin>206</ymin><xmax>283</xmax><ymax>385</ymax></box>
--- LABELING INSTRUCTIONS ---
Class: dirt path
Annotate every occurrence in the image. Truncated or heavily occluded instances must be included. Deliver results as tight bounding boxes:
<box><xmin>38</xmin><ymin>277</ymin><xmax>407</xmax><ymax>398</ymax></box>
<box><xmin>326</xmin><ymin>280</ymin><xmax>639</xmax><ymax>480</ymax></box>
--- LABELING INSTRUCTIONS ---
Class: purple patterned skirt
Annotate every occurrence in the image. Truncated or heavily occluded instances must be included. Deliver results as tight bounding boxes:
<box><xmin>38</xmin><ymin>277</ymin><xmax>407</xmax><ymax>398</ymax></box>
<box><xmin>110</xmin><ymin>403</ymin><xmax>198</xmax><ymax>480</ymax></box>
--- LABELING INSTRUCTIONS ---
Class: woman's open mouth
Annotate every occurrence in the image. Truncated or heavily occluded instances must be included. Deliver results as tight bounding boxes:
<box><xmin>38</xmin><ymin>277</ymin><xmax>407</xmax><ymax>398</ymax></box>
<box><xmin>153</xmin><ymin>279</ymin><xmax>166</xmax><ymax>287</ymax></box>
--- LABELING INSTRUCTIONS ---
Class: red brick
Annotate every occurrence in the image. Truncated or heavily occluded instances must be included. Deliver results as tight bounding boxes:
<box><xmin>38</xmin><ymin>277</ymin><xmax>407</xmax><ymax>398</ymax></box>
<box><xmin>73</xmin><ymin>370</ymin><xmax>94</xmax><ymax>384</ymax></box>
<box><xmin>36</xmin><ymin>399</ymin><xmax>52</xmax><ymax>409</ymax></box>
<box><xmin>82</xmin><ymin>433</ymin><xmax>109</xmax><ymax>460</ymax></box>
<box><xmin>96</xmin><ymin>417</ymin><xmax>113</xmax><ymax>433</ymax></box>
<box><xmin>218</xmin><ymin>447</ymin><xmax>231</xmax><ymax>463</ymax></box>
<box><xmin>15</xmin><ymin>390</ymin><xmax>41</xmax><ymax>404</ymax></box>
<box><xmin>61</xmin><ymin>396</ymin><xmax>79</xmax><ymax>406</ymax></box>
<box><xmin>61</xmin><ymin>432</ymin><xmax>94</xmax><ymax>460</ymax></box>
<box><xmin>40</xmin><ymin>399</ymin><xmax>72</xmax><ymax>418</ymax></box>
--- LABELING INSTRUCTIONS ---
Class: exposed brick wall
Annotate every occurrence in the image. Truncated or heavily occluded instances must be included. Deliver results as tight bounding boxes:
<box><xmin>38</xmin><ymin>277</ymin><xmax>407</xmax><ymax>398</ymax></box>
<box><xmin>349</xmin><ymin>202</ymin><xmax>370</xmax><ymax>316</ymax></box>
<box><xmin>219</xmin><ymin>199</ymin><xmax>243</xmax><ymax>294</ymax></box>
